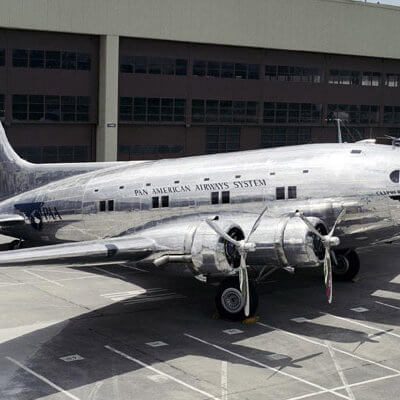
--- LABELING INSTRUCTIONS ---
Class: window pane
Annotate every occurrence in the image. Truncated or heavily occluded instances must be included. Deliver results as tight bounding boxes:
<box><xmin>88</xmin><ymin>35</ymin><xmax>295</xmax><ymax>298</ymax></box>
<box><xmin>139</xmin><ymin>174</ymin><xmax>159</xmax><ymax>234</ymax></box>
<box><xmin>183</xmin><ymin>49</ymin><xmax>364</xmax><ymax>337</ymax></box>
<box><xmin>45</xmin><ymin>96</ymin><xmax>60</xmax><ymax>121</ymax></box>
<box><xmin>77</xmin><ymin>53</ymin><xmax>91</xmax><ymax>70</ymax></box>
<box><xmin>62</xmin><ymin>52</ymin><xmax>77</xmax><ymax>69</ymax></box>
<box><xmin>13</xmin><ymin>95</ymin><xmax>28</xmax><ymax>120</ymax></box>
<box><xmin>46</xmin><ymin>51</ymin><xmax>60</xmax><ymax>69</ymax></box>
<box><xmin>13</xmin><ymin>49</ymin><xmax>28</xmax><ymax>67</ymax></box>
<box><xmin>29</xmin><ymin>50</ymin><xmax>44</xmax><ymax>68</ymax></box>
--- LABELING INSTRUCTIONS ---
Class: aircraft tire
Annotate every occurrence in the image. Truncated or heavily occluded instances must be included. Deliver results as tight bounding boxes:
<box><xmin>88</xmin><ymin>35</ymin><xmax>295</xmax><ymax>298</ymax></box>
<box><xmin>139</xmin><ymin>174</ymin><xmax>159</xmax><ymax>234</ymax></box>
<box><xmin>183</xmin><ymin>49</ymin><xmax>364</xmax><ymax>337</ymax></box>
<box><xmin>332</xmin><ymin>250</ymin><xmax>360</xmax><ymax>281</ymax></box>
<box><xmin>215</xmin><ymin>276</ymin><xmax>258</xmax><ymax>321</ymax></box>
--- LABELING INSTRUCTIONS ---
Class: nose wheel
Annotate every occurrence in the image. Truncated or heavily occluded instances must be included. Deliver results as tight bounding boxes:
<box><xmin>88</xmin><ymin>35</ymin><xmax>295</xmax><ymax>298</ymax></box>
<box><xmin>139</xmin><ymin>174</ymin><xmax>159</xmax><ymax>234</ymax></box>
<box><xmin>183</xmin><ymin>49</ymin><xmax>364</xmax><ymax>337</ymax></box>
<box><xmin>215</xmin><ymin>276</ymin><xmax>259</xmax><ymax>321</ymax></box>
<box><xmin>332</xmin><ymin>250</ymin><xmax>360</xmax><ymax>281</ymax></box>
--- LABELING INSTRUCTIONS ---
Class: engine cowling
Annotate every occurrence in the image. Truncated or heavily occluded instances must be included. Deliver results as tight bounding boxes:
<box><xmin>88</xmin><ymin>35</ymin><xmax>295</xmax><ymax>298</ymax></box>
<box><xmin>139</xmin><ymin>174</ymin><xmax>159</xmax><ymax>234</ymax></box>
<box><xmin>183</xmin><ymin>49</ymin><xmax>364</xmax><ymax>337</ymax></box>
<box><xmin>187</xmin><ymin>215</ymin><xmax>327</xmax><ymax>274</ymax></box>
<box><xmin>189</xmin><ymin>220</ymin><xmax>245</xmax><ymax>274</ymax></box>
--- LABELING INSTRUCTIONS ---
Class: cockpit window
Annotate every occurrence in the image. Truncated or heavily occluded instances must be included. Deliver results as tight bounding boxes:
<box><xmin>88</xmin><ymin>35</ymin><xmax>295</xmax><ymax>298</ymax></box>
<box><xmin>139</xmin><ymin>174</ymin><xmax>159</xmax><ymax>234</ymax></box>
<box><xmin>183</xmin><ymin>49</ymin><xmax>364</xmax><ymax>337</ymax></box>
<box><xmin>390</xmin><ymin>170</ymin><xmax>400</xmax><ymax>183</ymax></box>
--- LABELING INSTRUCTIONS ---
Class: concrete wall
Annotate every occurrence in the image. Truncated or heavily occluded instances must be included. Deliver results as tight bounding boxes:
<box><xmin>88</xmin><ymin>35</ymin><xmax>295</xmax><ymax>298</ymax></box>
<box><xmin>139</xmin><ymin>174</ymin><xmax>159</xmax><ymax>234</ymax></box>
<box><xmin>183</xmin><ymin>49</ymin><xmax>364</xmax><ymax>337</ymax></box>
<box><xmin>0</xmin><ymin>0</ymin><xmax>399</xmax><ymax>60</ymax></box>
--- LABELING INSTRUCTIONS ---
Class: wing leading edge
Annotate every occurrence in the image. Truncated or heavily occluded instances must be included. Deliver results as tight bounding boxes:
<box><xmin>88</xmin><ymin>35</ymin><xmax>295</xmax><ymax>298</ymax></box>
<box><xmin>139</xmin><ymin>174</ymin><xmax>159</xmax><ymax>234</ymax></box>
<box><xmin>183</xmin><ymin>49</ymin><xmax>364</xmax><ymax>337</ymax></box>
<box><xmin>0</xmin><ymin>235</ymin><xmax>158</xmax><ymax>267</ymax></box>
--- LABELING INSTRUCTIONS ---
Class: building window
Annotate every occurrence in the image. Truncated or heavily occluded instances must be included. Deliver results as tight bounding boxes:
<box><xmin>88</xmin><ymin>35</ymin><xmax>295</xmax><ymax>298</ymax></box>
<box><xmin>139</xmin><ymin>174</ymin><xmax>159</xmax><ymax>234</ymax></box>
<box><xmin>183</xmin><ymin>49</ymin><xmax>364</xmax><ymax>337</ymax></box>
<box><xmin>119</xmin><ymin>97</ymin><xmax>186</xmax><ymax>123</ymax></box>
<box><xmin>288</xmin><ymin>186</ymin><xmax>297</xmax><ymax>199</ymax></box>
<box><xmin>13</xmin><ymin>49</ymin><xmax>28</xmax><ymax>67</ymax></box>
<box><xmin>99</xmin><ymin>201</ymin><xmax>106</xmax><ymax>212</ymax></box>
<box><xmin>276</xmin><ymin>187</ymin><xmax>285</xmax><ymax>200</ymax></box>
<box><xmin>46</xmin><ymin>51</ymin><xmax>61</xmax><ymax>69</ymax></box>
<box><xmin>327</xmin><ymin>104</ymin><xmax>380</xmax><ymax>124</ymax></box>
<box><xmin>108</xmin><ymin>200</ymin><xmax>114</xmax><ymax>211</ymax></box>
<box><xmin>120</xmin><ymin>55</ymin><xmax>187</xmax><ymax>76</ymax></box>
<box><xmin>385</xmin><ymin>74</ymin><xmax>400</xmax><ymax>88</ymax></box>
<box><xmin>263</xmin><ymin>102</ymin><xmax>322</xmax><ymax>124</ymax></box>
<box><xmin>12</xmin><ymin>49</ymin><xmax>91</xmax><ymax>71</ymax></box>
<box><xmin>384</xmin><ymin>106</ymin><xmax>400</xmax><ymax>124</ymax></box>
<box><xmin>206</xmin><ymin>127</ymin><xmax>240</xmax><ymax>154</ymax></box>
<box><xmin>261</xmin><ymin>127</ymin><xmax>311</xmax><ymax>148</ymax></box>
<box><xmin>15</xmin><ymin>145</ymin><xmax>89</xmax><ymax>163</ymax></box>
<box><xmin>192</xmin><ymin>60</ymin><xmax>259</xmax><ymax>80</ymax></box>
<box><xmin>29</xmin><ymin>50</ymin><xmax>44</xmax><ymax>68</ymax></box>
<box><xmin>13</xmin><ymin>95</ymin><xmax>90</xmax><ymax>122</ymax></box>
<box><xmin>265</xmin><ymin>65</ymin><xmax>321</xmax><ymax>83</ymax></box>
<box><xmin>329</xmin><ymin>70</ymin><xmax>381</xmax><ymax>86</ymax></box>
<box><xmin>0</xmin><ymin>95</ymin><xmax>4</xmax><ymax>119</ymax></box>
<box><xmin>0</xmin><ymin>49</ymin><xmax>5</xmax><ymax>66</ymax></box>
<box><xmin>192</xmin><ymin>99</ymin><xmax>258</xmax><ymax>123</ymax></box>
<box><xmin>119</xmin><ymin>144</ymin><xmax>183</xmax><ymax>158</ymax></box>
<box><xmin>361</xmin><ymin>72</ymin><xmax>381</xmax><ymax>87</ymax></box>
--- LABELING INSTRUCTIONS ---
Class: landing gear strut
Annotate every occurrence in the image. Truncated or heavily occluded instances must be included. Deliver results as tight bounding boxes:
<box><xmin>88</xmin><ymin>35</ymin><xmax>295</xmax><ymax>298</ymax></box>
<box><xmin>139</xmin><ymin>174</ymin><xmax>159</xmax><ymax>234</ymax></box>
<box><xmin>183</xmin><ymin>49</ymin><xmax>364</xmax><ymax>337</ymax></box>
<box><xmin>332</xmin><ymin>249</ymin><xmax>360</xmax><ymax>281</ymax></box>
<box><xmin>215</xmin><ymin>276</ymin><xmax>259</xmax><ymax>321</ymax></box>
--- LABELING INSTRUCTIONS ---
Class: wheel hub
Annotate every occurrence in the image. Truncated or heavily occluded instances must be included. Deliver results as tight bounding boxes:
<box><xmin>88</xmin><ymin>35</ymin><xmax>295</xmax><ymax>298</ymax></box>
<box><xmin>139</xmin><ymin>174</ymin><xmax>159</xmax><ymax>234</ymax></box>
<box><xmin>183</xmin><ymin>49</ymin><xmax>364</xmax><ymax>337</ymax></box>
<box><xmin>333</xmin><ymin>254</ymin><xmax>350</xmax><ymax>275</ymax></box>
<box><xmin>221</xmin><ymin>287</ymin><xmax>244</xmax><ymax>313</ymax></box>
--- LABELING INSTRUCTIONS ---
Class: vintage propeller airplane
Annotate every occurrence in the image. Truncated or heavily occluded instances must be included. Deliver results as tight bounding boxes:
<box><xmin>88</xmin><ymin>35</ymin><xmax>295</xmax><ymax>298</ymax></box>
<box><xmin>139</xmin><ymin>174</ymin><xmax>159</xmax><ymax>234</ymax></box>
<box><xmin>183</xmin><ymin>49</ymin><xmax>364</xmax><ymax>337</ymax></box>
<box><xmin>0</xmin><ymin>122</ymin><xmax>399</xmax><ymax>320</ymax></box>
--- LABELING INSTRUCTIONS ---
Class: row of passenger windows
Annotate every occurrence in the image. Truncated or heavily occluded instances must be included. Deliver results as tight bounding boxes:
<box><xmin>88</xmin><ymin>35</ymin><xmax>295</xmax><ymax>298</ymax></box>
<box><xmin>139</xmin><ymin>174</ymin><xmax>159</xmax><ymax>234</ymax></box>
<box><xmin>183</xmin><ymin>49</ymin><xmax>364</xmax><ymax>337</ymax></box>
<box><xmin>276</xmin><ymin>186</ymin><xmax>297</xmax><ymax>200</ymax></box>
<box><xmin>98</xmin><ymin>187</ymin><xmax>297</xmax><ymax>212</ymax></box>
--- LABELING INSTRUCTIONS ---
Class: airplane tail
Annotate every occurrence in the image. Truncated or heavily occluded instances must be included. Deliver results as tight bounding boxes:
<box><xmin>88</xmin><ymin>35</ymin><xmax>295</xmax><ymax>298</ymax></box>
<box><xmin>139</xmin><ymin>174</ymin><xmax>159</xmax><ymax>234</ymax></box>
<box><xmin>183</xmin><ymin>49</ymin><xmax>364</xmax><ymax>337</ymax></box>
<box><xmin>0</xmin><ymin>122</ymin><xmax>126</xmax><ymax>201</ymax></box>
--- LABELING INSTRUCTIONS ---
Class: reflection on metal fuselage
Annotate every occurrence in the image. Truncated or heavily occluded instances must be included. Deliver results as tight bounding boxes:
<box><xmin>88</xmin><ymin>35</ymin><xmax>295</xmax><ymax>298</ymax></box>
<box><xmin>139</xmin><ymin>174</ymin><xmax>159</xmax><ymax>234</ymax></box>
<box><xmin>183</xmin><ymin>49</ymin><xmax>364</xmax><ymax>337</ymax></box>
<box><xmin>1</xmin><ymin>143</ymin><xmax>400</xmax><ymax>259</ymax></box>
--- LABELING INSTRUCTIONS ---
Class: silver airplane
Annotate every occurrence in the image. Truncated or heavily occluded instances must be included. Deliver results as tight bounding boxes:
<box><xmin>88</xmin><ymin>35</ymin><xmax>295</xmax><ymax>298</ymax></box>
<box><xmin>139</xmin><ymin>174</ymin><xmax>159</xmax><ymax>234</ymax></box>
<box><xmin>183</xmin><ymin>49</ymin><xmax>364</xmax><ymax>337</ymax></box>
<box><xmin>0</xmin><ymin>122</ymin><xmax>399</xmax><ymax>320</ymax></box>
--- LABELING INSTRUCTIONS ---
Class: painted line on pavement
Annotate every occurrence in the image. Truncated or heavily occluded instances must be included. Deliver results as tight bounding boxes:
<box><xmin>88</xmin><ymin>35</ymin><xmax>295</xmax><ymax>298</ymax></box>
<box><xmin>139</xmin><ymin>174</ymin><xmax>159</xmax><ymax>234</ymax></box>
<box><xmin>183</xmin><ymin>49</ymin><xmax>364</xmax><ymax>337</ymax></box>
<box><xmin>184</xmin><ymin>333</ymin><xmax>350</xmax><ymax>400</ymax></box>
<box><xmin>105</xmin><ymin>345</ymin><xmax>220</xmax><ymax>400</ymax></box>
<box><xmin>257</xmin><ymin>322</ymin><xmax>400</xmax><ymax>374</ymax></box>
<box><xmin>375</xmin><ymin>301</ymin><xmax>400</xmax><ymax>311</ymax></box>
<box><xmin>320</xmin><ymin>312</ymin><xmax>400</xmax><ymax>340</ymax></box>
<box><xmin>23</xmin><ymin>270</ymin><xmax>64</xmax><ymax>287</ymax></box>
<box><xmin>5</xmin><ymin>357</ymin><xmax>80</xmax><ymax>400</ymax></box>
<box><xmin>325</xmin><ymin>340</ymin><xmax>355</xmax><ymax>400</ymax></box>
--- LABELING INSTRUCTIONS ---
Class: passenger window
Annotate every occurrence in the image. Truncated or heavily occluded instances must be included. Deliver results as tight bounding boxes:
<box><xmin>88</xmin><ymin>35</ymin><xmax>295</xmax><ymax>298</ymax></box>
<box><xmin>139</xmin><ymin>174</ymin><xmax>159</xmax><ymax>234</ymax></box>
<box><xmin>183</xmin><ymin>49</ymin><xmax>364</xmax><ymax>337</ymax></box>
<box><xmin>288</xmin><ymin>186</ymin><xmax>297</xmax><ymax>199</ymax></box>
<box><xmin>108</xmin><ymin>200</ymin><xmax>114</xmax><ymax>211</ymax></box>
<box><xmin>152</xmin><ymin>197</ymin><xmax>159</xmax><ymax>208</ymax></box>
<box><xmin>211</xmin><ymin>192</ymin><xmax>219</xmax><ymax>204</ymax></box>
<box><xmin>221</xmin><ymin>191</ymin><xmax>230</xmax><ymax>204</ymax></box>
<box><xmin>161</xmin><ymin>195</ymin><xmax>169</xmax><ymax>208</ymax></box>
<box><xmin>99</xmin><ymin>200</ymin><xmax>106</xmax><ymax>212</ymax></box>
<box><xmin>276</xmin><ymin>187</ymin><xmax>285</xmax><ymax>200</ymax></box>
<box><xmin>390</xmin><ymin>170</ymin><xmax>399</xmax><ymax>183</ymax></box>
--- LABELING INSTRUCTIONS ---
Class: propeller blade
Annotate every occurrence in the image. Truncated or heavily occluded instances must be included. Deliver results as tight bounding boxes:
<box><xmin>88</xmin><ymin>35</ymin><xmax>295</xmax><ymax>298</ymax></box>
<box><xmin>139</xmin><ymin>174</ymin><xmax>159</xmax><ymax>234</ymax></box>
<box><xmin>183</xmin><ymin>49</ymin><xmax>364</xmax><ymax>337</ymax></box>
<box><xmin>206</xmin><ymin>219</ymin><xmax>241</xmax><ymax>247</ymax></box>
<box><xmin>324</xmin><ymin>248</ymin><xmax>333</xmax><ymax>304</ymax></box>
<box><xmin>247</xmin><ymin>203</ymin><xmax>269</xmax><ymax>241</ymax></box>
<box><xmin>238</xmin><ymin>254</ymin><xmax>251</xmax><ymax>317</ymax></box>
<box><xmin>296</xmin><ymin>213</ymin><xmax>325</xmax><ymax>241</ymax></box>
<box><xmin>328</xmin><ymin>209</ymin><xmax>346</xmax><ymax>237</ymax></box>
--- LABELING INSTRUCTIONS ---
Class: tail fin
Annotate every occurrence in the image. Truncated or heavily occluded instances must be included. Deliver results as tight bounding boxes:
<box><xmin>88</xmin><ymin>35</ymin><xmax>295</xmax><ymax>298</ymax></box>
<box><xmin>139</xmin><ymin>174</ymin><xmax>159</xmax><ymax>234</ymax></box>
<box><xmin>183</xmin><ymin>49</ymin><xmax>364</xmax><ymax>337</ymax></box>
<box><xmin>0</xmin><ymin>122</ymin><xmax>125</xmax><ymax>200</ymax></box>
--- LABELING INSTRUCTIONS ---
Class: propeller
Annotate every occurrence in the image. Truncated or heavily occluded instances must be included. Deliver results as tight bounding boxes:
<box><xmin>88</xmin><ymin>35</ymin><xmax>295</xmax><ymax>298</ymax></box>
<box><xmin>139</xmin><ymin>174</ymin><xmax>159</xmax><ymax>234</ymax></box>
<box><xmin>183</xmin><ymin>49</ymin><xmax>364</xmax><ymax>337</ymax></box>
<box><xmin>295</xmin><ymin>209</ymin><xmax>346</xmax><ymax>304</ymax></box>
<box><xmin>206</xmin><ymin>204</ymin><xmax>269</xmax><ymax>316</ymax></box>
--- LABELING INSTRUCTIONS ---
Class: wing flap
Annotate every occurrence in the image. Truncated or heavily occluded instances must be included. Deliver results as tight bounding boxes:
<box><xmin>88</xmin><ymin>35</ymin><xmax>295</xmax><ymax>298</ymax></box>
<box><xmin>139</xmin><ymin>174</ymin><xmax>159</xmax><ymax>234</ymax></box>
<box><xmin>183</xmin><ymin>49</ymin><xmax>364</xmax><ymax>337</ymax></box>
<box><xmin>0</xmin><ymin>236</ymin><xmax>157</xmax><ymax>267</ymax></box>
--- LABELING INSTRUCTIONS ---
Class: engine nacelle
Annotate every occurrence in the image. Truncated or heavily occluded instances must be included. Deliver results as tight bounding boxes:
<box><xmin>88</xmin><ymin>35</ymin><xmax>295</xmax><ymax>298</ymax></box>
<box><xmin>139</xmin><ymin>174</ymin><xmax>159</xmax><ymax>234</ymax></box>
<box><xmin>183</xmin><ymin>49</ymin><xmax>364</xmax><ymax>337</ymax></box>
<box><xmin>246</xmin><ymin>216</ymin><xmax>327</xmax><ymax>268</ymax></box>
<box><xmin>187</xmin><ymin>215</ymin><xmax>327</xmax><ymax>274</ymax></box>
<box><xmin>189</xmin><ymin>220</ymin><xmax>244</xmax><ymax>274</ymax></box>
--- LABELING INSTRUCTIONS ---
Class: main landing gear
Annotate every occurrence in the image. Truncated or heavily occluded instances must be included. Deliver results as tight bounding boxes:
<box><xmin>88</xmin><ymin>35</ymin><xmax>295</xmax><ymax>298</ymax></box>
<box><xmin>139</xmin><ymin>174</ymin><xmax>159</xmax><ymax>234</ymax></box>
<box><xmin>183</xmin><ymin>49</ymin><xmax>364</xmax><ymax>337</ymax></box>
<box><xmin>332</xmin><ymin>249</ymin><xmax>360</xmax><ymax>281</ymax></box>
<box><xmin>215</xmin><ymin>276</ymin><xmax>259</xmax><ymax>321</ymax></box>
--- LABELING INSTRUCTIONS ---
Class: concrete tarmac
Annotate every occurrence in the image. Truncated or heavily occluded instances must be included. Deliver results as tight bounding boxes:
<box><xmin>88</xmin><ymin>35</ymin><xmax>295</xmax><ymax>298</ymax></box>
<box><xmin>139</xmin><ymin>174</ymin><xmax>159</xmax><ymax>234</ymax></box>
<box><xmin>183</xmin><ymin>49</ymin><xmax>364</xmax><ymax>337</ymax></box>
<box><xmin>0</xmin><ymin>239</ymin><xmax>399</xmax><ymax>400</ymax></box>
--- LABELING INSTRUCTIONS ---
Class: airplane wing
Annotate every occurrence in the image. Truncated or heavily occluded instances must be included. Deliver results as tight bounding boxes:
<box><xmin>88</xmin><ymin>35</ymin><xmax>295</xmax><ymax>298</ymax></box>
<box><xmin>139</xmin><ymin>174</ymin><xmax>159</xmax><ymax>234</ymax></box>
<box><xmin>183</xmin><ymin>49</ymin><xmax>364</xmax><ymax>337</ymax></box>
<box><xmin>0</xmin><ymin>235</ymin><xmax>159</xmax><ymax>267</ymax></box>
<box><xmin>0</xmin><ymin>214</ymin><xmax>25</xmax><ymax>226</ymax></box>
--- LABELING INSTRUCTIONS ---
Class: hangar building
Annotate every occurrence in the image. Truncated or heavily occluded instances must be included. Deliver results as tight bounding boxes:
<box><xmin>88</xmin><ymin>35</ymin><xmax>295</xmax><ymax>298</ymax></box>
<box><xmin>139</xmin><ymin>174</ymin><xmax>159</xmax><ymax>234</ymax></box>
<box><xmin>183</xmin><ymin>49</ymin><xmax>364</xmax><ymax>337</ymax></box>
<box><xmin>0</xmin><ymin>0</ymin><xmax>399</xmax><ymax>162</ymax></box>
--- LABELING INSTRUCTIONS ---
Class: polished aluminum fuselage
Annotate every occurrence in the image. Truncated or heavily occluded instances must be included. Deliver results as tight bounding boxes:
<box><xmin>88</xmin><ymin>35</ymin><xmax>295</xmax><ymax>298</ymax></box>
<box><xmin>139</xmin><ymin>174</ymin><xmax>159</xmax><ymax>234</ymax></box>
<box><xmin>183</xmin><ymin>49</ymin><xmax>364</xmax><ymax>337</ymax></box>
<box><xmin>1</xmin><ymin>143</ymin><xmax>400</xmax><ymax>250</ymax></box>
